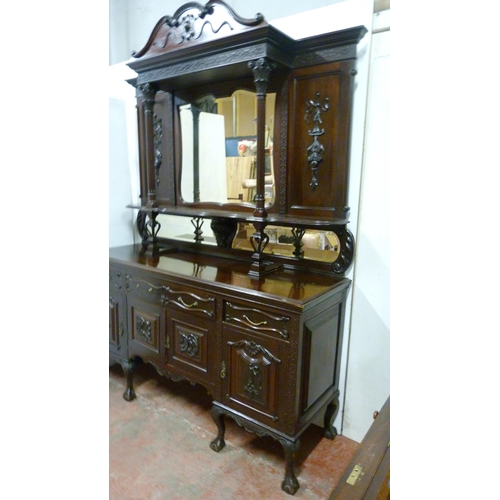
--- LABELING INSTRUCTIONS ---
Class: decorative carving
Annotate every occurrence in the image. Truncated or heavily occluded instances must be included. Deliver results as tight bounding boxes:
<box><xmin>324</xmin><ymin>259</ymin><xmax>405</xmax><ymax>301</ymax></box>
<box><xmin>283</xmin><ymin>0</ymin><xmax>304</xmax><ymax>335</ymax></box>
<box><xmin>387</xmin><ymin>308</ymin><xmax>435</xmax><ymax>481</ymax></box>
<box><xmin>210</xmin><ymin>218</ymin><xmax>237</xmax><ymax>248</ymax></box>
<box><xmin>179</xmin><ymin>333</ymin><xmax>199</xmax><ymax>358</ymax></box>
<box><xmin>291</xmin><ymin>227</ymin><xmax>306</xmax><ymax>258</ymax></box>
<box><xmin>137</xmin><ymin>45</ymin><xmax>269</xmax><ymax>85</ymax></box>
<box><xmin>191</xmin><ymin>217</ymin><xmax>204</xmax><ymax>243</ymax></box>
<box><xmin>332</xmin><ymin>227</ymin><xmax>355</xmax><ymax>275</ymax></box>
<box><xmin>131</xmin><ymin>0</ymin><xmax>264</xmax><ymax>58</ymax></box>
<box><xmin>305</xmin><ymin>92</ymin><xmax>330</xmax><ymax>190</ymax></box>
<box><xmin>136</xmin><ymin>317</ymin><xmax>152</xmax><ymax>342</ymax></box>
<box><xmin>248</xmin><ymin>58</ymin><xmax>276</xmax><ymax>95</ymax></box>
<box><xmin>153</xmin><ymin>114</ymin><xmax>163</xmax><ymax>186</ymax></box>
<box><xmin>244</xmin><ymin>363</ymin><xmax>262</xmax><ymax>398</ymax></box>
<box><xmin>137</xmin><ymin>83</ymin><xmax>156</xmax><ymax>106</ymax></box>
<box><xmin>279</xmin><ymin>79</ymin><xmax>289</xmax><ymax>214</ymax></box>
<box><xmin>227</xmin><ymin>340</ymin><xmax>281</xmax><ymax>364</ymax></box>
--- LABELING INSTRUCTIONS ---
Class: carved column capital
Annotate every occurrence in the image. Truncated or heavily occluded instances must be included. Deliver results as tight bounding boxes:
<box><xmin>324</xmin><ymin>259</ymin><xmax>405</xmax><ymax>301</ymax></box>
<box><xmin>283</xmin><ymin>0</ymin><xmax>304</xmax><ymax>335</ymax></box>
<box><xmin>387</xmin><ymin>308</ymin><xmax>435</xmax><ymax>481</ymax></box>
<box><xmin>248</xmin><ymin>58</ymin><xmax>276</xmax><ymax>95</ymax></box>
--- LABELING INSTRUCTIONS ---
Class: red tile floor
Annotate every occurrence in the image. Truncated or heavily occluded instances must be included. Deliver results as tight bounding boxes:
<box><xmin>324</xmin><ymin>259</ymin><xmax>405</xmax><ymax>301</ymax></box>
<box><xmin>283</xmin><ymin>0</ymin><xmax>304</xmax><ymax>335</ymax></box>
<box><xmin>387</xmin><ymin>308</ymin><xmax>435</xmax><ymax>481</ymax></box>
<box><xmin>110</xmin><ymin>362</ymin><xmax>359</xmax><ymax>499</ymax></box>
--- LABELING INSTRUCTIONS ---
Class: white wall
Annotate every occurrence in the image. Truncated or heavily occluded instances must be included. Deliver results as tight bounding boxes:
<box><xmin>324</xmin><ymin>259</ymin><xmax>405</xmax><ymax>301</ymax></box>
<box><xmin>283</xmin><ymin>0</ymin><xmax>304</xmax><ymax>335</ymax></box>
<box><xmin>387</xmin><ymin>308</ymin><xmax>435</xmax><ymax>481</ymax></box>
<box><xmin>108</xmin><ymin>63</ymin><xmax>140</xmax><ymax>247</ymax></box>
<box><xmin>342</xmin><ymin>8</ymin><xmax>390</xmax><ymax>442</ymax></box>
<box><xmin>108</xmin><ymin>0</ymin><xmax>390</xmax><ymax>443</ymax></box>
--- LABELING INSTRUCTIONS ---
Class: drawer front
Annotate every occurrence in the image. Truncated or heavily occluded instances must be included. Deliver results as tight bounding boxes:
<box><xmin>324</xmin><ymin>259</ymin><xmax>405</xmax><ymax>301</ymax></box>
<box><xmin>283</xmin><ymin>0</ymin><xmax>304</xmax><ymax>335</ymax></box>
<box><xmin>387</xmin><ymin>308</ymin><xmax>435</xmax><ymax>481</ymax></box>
<box><xmin>223</xmin><ymin>301</ymin><xmax>291</xmax><ymax>340</ymax></box>
<box><xmin>164</xmin><ymin>286</ymin><xmax>216</xmax><ymax>319</ymax></box>
<box><xmin>125</xmin><ymin>272</ymin><xmax>166</xmax><ymax>305</ymax></box>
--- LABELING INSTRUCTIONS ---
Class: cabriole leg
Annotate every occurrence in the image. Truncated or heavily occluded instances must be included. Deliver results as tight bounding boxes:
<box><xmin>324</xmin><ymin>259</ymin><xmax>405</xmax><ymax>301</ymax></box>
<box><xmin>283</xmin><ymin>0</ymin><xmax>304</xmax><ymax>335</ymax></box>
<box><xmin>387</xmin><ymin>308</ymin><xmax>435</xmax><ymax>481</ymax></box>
<box><xmin>209</xmin><ymin>405</ymin><xmax>226</xmax><ymax>452</ymax></box>
<box><xmin>121</xmin><ymin>358</ymin><xmax>138</xmax><ymax>402</ymax></box>
<box><xmin>280</xmin><ymin>438</ymin><xmax>300</xmax><ymax>495</ymax></box>
<box><xmin>324</xmin><ymin>399</ymin><xmax>339</xmax><ymax>440</ymax></box>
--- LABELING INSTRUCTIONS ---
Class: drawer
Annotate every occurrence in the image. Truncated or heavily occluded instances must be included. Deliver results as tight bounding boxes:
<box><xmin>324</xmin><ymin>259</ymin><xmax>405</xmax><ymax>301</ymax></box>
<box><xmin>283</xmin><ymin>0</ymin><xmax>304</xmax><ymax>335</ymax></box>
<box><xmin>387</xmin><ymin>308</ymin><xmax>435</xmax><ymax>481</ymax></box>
<box><xmin>124</xmin><ymin>272</ymin><xmax>166</xmax><ymax>304</ymax></box>
<box><xmin>163</xmin><ymin>286</ymin><xmax>216</xmax><ymax>319</ymax></box>
<box><xmin>223</xmin><ymin>301</ymin><xmax>291</xmax><ymax>340</ymax></box>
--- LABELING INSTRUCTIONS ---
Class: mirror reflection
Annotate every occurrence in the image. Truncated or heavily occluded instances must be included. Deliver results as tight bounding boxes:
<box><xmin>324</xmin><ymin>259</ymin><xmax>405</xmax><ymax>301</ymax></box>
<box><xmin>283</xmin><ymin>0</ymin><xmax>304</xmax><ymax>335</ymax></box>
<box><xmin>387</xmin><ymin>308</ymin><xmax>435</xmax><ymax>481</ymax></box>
<box><xmin>232</xmin><ymin>224</ymin><xmax>341</xmax><ymax>263</ymax></box>
<box><xmin>180</xmin><ymin>90</ymin><xmax>276</xmax><ymax>205</ymax></box>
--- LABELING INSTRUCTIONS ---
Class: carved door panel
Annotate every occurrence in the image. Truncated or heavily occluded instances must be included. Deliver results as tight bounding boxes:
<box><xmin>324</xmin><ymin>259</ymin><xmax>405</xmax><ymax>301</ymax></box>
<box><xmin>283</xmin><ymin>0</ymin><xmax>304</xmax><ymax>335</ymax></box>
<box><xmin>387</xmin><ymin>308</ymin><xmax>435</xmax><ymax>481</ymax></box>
<box><xmin>221</xmin><ymin>326</ymin><xmax>288</xmax><ymax>429</ymax></box>
<box><xmin>165</xmin><ymin>308</ymin><xmax>215</xmax><ymax>392</ymax></box>
<box><xmin>127</xmin><ymin>295</ymin><xmax>166</xmax><ymax>364</ymax></box>
<box><xmin>109</xmin><ymin>286</ymin><xmax>125</xmax><ymax>357</ymax></box>
<box><xmin>287</xmin><ymin>60</ymin><xmax>355</xmax><ymax>220</ymax></box>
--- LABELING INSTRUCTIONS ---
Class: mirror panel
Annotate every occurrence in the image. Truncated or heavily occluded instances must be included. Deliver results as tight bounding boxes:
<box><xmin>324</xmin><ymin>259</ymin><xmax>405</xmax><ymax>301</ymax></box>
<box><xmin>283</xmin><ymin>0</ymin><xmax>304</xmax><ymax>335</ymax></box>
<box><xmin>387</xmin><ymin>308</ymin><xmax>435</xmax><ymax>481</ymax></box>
<box><xmin>179</xmin><ymin>90</ymin><xmax>276</xmax><ymax>206</ymax></box>
<box><xmin>231</xmin><ymin>224</ymin><xmax>341</xmax><ymax>263</ymax></box>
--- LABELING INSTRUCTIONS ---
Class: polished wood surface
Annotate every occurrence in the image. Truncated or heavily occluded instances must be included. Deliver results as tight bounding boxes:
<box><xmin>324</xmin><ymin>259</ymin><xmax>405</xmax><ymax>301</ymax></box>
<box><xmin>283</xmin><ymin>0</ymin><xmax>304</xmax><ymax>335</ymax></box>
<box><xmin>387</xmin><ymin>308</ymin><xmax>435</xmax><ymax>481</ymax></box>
<box><xmin>110</xmin><ymin>244</ymin><xmax>349</xmax><ymax>305</ymax></box>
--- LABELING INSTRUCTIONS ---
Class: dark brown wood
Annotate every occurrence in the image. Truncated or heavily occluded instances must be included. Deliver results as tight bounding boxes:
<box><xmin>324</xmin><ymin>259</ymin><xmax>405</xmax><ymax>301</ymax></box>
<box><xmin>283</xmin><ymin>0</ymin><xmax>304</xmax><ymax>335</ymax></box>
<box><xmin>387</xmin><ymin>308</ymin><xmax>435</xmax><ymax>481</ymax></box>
<box><xmin>329</xmin><ymin>397</ymin><xmax>390</xmax><ymax>500</ymax></box>
<box><xmin>110</xmin><ymin>2</ymin><xmax>367</xmax><ymax>495</ymax></box>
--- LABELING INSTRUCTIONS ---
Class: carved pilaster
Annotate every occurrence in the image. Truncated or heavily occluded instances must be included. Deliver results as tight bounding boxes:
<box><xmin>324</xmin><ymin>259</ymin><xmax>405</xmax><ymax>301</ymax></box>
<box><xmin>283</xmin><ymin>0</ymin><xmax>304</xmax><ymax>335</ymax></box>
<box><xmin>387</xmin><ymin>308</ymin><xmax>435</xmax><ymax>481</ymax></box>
<box><xmin>137</xmin><ymin>83</ymin><xmax>159</xmax><ymax>208</ymax></box>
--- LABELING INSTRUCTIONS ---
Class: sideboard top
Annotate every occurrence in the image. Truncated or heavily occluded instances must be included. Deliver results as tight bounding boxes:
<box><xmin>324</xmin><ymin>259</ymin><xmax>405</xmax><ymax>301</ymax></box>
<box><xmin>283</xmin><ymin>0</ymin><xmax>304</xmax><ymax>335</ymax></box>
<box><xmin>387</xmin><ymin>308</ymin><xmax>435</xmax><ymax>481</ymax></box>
<box><xmin>110</xmin><ymin>245</ymin><xmax>350</xmax><ymax>308</ymax></box>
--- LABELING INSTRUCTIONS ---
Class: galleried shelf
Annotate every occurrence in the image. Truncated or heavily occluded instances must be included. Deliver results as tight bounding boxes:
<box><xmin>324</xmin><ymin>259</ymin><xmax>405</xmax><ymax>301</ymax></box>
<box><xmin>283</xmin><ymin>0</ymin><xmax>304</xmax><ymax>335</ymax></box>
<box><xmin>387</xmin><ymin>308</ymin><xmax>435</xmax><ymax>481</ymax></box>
<box><xmin>110</xmin><ymin>0</ymin><xmax>366</xmax><ymax>495</ymax></box>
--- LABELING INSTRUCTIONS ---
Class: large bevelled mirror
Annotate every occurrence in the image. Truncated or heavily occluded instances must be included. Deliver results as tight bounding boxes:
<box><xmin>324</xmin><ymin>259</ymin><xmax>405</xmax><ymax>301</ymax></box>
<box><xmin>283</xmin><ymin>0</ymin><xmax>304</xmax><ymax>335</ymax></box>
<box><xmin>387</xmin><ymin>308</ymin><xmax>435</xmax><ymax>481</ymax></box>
<box><xmin>179</xmin><ymin>90</ymin><xmax>276</xmax><ymax>206</ymax></box>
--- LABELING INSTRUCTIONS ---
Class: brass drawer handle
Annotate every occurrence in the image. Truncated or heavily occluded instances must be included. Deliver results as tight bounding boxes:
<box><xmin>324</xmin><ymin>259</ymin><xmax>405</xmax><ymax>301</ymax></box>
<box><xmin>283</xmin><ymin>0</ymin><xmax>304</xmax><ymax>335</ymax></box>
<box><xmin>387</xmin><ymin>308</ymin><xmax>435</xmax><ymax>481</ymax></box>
<box><xmin>178</xmin><ymin>297</ymin><xmax>198</xmax><ymax>308</ymax></box>
<box><xmin>220</xmin><ymin>361</ymin><xmax>226</xmax><ymax>379</ymax></box>
<box><xmin>165</xmin><ymin>334</ymin><xmax>170</xmax><ymax>349</ymax></box>
<box><xmin>243</xmin><ymin>315</ymin><xmax>267</xmax><ymax>327</ymax></box>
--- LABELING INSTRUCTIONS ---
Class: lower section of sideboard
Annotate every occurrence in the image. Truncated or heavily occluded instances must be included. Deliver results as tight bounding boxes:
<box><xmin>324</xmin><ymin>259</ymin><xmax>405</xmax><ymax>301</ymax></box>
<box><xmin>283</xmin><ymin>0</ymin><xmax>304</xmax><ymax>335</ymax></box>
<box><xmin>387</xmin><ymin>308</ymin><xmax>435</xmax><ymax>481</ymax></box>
<box><xmin>109</xmin><ymin>249</ymin><xmax>350</xmax><ymax>494</ymax></box>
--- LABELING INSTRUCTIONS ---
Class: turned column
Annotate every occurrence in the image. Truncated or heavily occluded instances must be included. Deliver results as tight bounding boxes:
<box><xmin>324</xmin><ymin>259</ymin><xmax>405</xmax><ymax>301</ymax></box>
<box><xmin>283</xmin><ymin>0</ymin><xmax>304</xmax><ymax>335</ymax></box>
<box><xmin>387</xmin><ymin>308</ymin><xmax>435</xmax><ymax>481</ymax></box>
<box><xmin>248</xmin><ymin>58</ymin><xmax>275</xmax><ymax>217</ymax></box>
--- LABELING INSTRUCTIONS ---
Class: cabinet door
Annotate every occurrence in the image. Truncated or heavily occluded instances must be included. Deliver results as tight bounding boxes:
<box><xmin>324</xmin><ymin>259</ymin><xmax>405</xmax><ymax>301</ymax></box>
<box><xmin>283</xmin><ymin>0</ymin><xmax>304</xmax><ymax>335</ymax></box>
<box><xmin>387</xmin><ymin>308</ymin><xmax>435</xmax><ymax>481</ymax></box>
<box><xmin>165</xmin><ymin>308</ymin><xmax>215</xmax><ymax>392</ymax></box>
<box><xmin>222</xmin><ymin>326</ymin><xmax>288</xmax><ymax>429</ymax></box>
<box><xmin>127</xmin><ymin>295</ymin><xmax>166</xmax><ymax>363</ymax></box>
<box><xmin>109</xmin><ymin>286</ymin><xmax>125</xmax><ymax>357</ymax></box>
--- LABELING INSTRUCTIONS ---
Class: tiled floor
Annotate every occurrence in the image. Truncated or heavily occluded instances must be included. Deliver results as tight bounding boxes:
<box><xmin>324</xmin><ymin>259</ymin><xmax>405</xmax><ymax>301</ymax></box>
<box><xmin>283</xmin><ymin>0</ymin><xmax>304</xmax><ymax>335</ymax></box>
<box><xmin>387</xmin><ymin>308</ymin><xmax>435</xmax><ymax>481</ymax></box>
<box><xmin>110</xmin><ymin>362</ymin><xmax>359</xmax><ymax>500</ymax></box>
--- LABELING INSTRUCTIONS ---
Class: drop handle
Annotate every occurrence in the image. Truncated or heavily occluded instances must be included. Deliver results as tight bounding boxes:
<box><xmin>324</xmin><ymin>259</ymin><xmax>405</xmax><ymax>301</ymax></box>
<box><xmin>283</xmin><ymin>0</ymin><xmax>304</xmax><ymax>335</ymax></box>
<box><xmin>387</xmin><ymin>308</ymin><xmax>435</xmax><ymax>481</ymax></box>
<box><xmin>178</xmin><ymin>297</ymin><xmax>198</xmax><ymax>308</ymax></box>
<box><xmin>243</xmin><ymin>315</ymin><xmax>267</xmax><ymax>327</ymax></box>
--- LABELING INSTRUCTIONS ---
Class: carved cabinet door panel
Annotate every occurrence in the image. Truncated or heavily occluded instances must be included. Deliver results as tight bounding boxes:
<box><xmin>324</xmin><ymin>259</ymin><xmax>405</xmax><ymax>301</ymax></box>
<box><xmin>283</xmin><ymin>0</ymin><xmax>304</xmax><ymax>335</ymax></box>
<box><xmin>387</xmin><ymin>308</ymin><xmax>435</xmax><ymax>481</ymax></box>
<box><xmin>286</xmin><ymin>60</ymin><xmax>355</xmax><ymax>220</ymax></box>
<box><xmin>165</xmin><ymin>308</ymin><xmax>216</xmax><ymax>393</ymax></box>
<box><xmin>221</xmin><ymin>326</ymin><xmax>289</xmax><ymax>430</ymax></box>
<box><xmin>127</xmin><ymin>295</ymin><xmax>166</xmax><ymax>364</ymax></box>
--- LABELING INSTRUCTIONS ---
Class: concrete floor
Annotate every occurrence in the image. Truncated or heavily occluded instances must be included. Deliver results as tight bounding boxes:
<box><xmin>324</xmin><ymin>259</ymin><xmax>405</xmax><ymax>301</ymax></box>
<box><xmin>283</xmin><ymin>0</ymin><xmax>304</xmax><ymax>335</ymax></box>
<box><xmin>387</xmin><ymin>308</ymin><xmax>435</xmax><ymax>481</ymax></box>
<box><xmin>109</xmin><ymin>362</ymin><xmax>359</xmax><ymax>499</ymax></box>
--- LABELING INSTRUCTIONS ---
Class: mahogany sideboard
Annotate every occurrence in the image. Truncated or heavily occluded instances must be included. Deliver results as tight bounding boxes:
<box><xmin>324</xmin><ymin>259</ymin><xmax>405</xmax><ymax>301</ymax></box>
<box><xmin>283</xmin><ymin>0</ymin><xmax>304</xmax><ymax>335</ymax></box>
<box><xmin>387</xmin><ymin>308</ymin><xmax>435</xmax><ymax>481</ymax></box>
<box><xmin>109</xmin><ymin>1</ymin><xmax>366</xmax><ymax>494</ymax></box>
<box><xmin>110</xmin><ymin>244</ymin><xmax>350</xmax><ymax>493</ymax></box>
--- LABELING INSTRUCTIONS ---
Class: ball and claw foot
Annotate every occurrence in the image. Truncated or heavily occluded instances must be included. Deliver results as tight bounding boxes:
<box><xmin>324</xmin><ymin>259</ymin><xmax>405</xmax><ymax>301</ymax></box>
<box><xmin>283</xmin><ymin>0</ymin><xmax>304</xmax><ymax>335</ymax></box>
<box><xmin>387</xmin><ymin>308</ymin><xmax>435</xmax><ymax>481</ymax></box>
<box><xmin>209</xmin><ymin>437</ymin><xmax>225</xmax><ymax>452</ymax></box>
<box><xmin>122</xmin><ymin>387</ymin><xmax>136</xmax><ymax>401</ymax></box>
<box><xmin>281</xmin><ymin>475</ymin><xmax>300</xmax><ymax>495</ymax></box>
